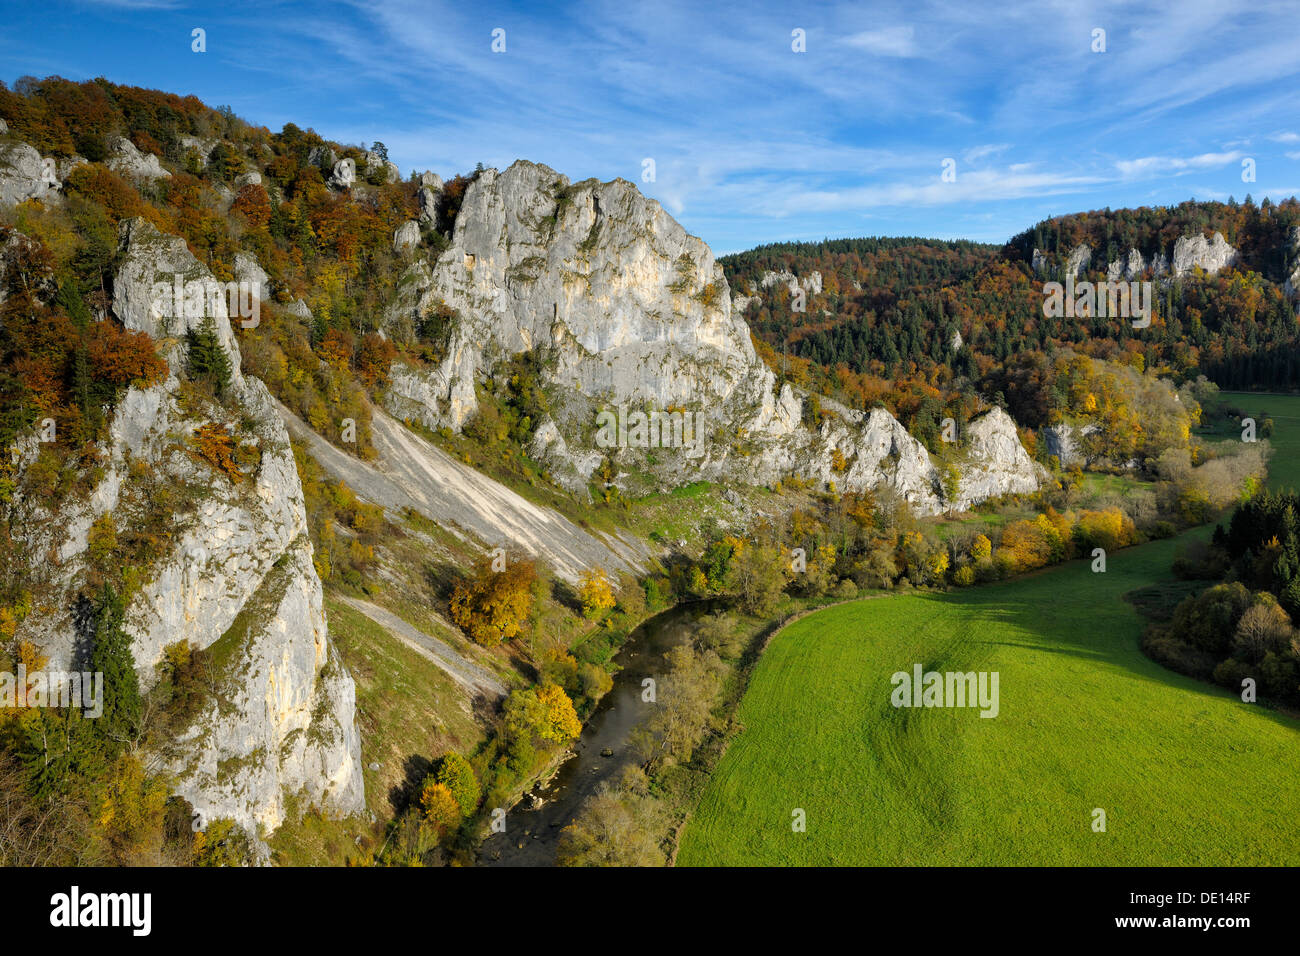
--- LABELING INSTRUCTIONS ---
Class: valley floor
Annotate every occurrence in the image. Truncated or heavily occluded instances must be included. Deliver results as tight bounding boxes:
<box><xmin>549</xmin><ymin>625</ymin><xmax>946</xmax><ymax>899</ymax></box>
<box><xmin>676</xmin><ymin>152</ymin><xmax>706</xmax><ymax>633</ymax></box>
<box><xmin>677</xmin><ymin>392</ymin><xmax>1300</xmax><ymax>866</ymax></box>
<box><xmin>677</xmin><ymin>527</ymin><xmax>1300</xmax><ymax>865</ymax></box>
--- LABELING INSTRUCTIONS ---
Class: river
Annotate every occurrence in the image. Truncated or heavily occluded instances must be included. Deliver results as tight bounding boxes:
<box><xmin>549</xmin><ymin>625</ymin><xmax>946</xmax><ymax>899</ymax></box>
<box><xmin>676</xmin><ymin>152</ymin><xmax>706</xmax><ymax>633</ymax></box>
<box><xmin>476</xmin><ymin>601</ymin><xmax>713</xmax><ymax>866</ymax></box>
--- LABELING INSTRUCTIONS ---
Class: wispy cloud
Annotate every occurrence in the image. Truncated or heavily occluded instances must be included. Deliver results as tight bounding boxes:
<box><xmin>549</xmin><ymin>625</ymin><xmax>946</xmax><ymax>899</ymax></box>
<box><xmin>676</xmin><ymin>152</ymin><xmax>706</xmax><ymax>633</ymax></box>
<box><xmin>3</xmin><ymin>0</ymin><xmax>1297</xmax><ymax>250</ymax></box>
<box><xmin>842</xmin><ymin>26</ymin><xmax>918</xmax><ymax>58</ymax></box>
<box><xmin>1115</xmin><ymin>152</ymin><xmax>1244</xmax><ymax>179</ymax></box>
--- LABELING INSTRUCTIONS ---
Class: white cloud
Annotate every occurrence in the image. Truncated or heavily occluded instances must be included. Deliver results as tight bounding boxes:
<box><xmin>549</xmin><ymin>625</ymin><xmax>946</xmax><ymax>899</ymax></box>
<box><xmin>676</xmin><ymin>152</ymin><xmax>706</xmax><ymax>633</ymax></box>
<box><xmin>1115</xmin><ymin>152</ymin><xmax>1243</xmax><ymax>178</ymax></box>
<box><xmin>842</xmin><ymin>26</ymin><xmax>918</xmax><ymax>58</ymax></box>
<box><xmin>963</xmin><ymin>143</ymin><xmax>1012</xmax><ymax>163</ymax></box>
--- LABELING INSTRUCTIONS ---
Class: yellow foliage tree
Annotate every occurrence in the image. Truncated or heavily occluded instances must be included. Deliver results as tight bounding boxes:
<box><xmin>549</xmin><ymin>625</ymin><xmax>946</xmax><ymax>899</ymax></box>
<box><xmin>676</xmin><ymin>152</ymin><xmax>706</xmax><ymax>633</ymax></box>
<box><xmin>449</xmin><ymin>554</ymin><xmax>536</xmax><ymax>647</ymax></box>
<box><xmin>420</xmin><ymin>781</ymin><xmax>462</xmax><ymax>839</ymax></box>
<box><xmin>578</xmin><ymin>567</ymin><xmax>616</xmax><ymax>618</ymax></box>
<box><xmin>536</xmin><ymin>683</ymin><xmax>581</xmax><ymax>743</ymax></box>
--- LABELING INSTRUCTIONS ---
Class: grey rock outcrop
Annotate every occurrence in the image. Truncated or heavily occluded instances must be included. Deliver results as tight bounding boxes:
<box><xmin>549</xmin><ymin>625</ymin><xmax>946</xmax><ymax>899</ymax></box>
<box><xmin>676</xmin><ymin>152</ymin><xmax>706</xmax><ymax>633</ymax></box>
<box><xmin>179</xmin><ymin>135</ymin><xmax>218</xmax><ymax>165</ymax></box>
<box><xmin>1107</xmin><ymin>248</ymin><xmax>1148</xmax><ymax>282</ymax></box>
<box><xmin>953</xmin><ymin>408</ymin><xmax>1045</xmax><ymax>509</ymax></box>
<box><xmin>308</xmin><ymin>145</ymin><xmax>338</xmax><ymax>169</ymax></box>
<box><xmin>1043</xmin><ymin>421</ymin><xmax>1101</xmax><ymax>469</ymax></box>
<box><xmin>379</xmin><ymin>160</ymin><xmax>1042</xmax><ymax>514</ymax></box>
<box><xmin>105</xmin><ymin>136</ymin><xmax>171</xmax><ymax>181</ymax></box>
<box><xmin>329</xmin><ymin>157</ymin><xmax>356</xmax><ymax>189</ymax></box>
<box><xmin>0</xmin><ymin>141</ymin><xmax>60</xmax><ymax>205</ymax></box>
<box><xmin>1032</xmin><ymin>244</ymin><xmax>1091</xmax><ymax>278</ymax></box>
<box><xmin>113</xmin><ymin>217</ymin><xmax>245</xmax><ymax>390</ymax></box>
<box><xmin>1066</xmin><ymin>243</ymin><xmax>1092</xmax><ymax>278</ymax></box>
<box><xmin>760</xmin><ymin>269</ymin><xmax>822</xmax><ymax>295</ymax></box>
<box><xmin>234</xmin><ymin>170</ymin><xmax>262</xmax><ymax>190</ymax></box>
<box><xmin>0</xmin><ymin>118</ymin><xmax>8</xmax><ymax>135</ymax></box>
<box><xmin>362</xmin><ymin>150</ymin><xmax>399</xmax><ymax>183</ymax></box>
<box><xmin>11</xmin><ymin>216</ymin><xmax>364</xmax><ymax>840</ymax></box>
<box><xmin>393</xmin><ymin>219</ymin><xmax>421</xmax><ymax>254</ymax></box>
<box><xmin>418</xmin><ymin>185</ymin><xmax>441</xmax><ymax>225</ymax></box>
<box><xmin>232</xmin><ymin>251</ymin><xmax>270</xmax><ymax>307</ymax></box>
<box><xmin>55</xmin><ymin>155</ymin><xmax>88</xmax><ymax>182</ymax></box>
<box><xmin>1283</xmin><ymin>226</ymin><xmax>1300</xmax><ymax>297</ymax></box>
<box><xmin>1171</xmin><ymin>231</ymin><xmax>1236</xmax><ymax>277</ymax></box>
<box><xmin>419</xmin><ymin>170</ymin><xmax>444</xmax><ymax>191</ymax></box>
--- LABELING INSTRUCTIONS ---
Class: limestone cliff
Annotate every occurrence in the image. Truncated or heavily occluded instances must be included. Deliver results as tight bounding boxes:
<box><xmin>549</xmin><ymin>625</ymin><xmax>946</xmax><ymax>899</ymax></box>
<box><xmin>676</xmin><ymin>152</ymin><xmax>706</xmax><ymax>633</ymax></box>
<box><xmin>381</xmin><ymin>160</ymin><xmax>1042</xmax><ymax>514</ymax></box>
<box><xmin>9</xmin><ymin>216</ymin><xmax>364</xmax><ymax>841</ymax></box>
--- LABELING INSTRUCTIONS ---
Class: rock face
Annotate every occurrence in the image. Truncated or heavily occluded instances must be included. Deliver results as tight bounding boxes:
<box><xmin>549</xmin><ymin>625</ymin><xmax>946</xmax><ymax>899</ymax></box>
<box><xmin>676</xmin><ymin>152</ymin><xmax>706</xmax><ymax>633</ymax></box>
<box><xmin>10</xmin><ymin>216</ymin><xmax>364</xmax><ymax>841</ymax></box>
<box><xmin>1282</xmin><ymin>226</ymin><xmax>1300</xmax><ymax>297</ymax></box>
<box><xmin>1042</xmin><ymin>421</ymin><xmax>1100</xmax><ymax>469</ymax></box>
<box><xmin>418</xmin><ymin>185</ymin><xmax>441</xmax><ymax>226</ymax></box>
<box><xmin>0</xmin><ymin>141</ymin><xmax>60</xmax><ymax>205</ymax></box>
<box><xmin>179</xmin><ymin>135</ymin><xmax>218</xmax><ymax>165</ymax></box>
<box><xmin>308</xmin><ymin>145</ymin><xmax>337</xmax><ymax>168</ymax></box>
<box><xmin>1066</xmin><ymin>243</ymin><xmax>1091</xmax><ymax>278</ymax></box>
<box><xmin>954</xmin><ymin>408</ymin><xmax>1044</xmax><ymax>509</ymax></box>
<box><xmin>393</xmin><ymin>219</ymin><xmax>421</xmax><ymax>254</ymax></box>
<box><xmin>329</xmin><ymin>158</ymin><xmax>356</xmax><ymax>189</ymax></box>
<box><xmin>759</xmin><ymin>269</ymin><xmax>822</xmax><ymax>295</ymax></box>
<box><xmin>1171</xmin><ymin>231</ymin><xmax>1236</xmax><ymax>277</ymax></box>
<box><xmin>362</xmin><ymin>150</ymin><xmax>400</xmax><ymax>183</ymax></box>
<box><xmin>105</xmin><ymin>136</ymin><xmax>171</xmax><ymax>181</ymax></box>
<box><xmin>114</xmin><ymin>218</ymin><xmax>245</xmax><ymax>390</ymax></box>
<box><xmin>1107</xmin><ymin>248</ymin><xmax>1148</xmax><ymax>282</ymax></box>
<box><xmin>1101</xmin><ymin>232</ymin><xmax>1238</xmax><ymax>283</ymax></box>
<box><xmin>380</xmin><ymin>160</ymin><xmax>1042</xmax><ymax>513</ymax></box>
<box><xmin>1032</xmin><ymin>244</ymin><xmax>1091</xmax><ymax>278</ymax></box>
<box><xmin>232</xmin><ymin>250</ymin><xmax>270</xmax><ymax>300</ymax></box>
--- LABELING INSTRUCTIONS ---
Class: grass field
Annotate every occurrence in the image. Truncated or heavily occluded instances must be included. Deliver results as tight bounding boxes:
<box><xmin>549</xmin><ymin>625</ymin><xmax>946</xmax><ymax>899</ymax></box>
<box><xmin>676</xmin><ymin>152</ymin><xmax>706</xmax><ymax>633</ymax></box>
<box><xmin>679</xmin><ymin>395</ymin><xmax>1300</xmax><ymax>866</ymax></box>
<box><xmin>679</xmin><ymin>534</ymin><xmax>1300</xmax><ymax>865</ymax></box>
<box><xmin>1217</xmin><ymin>391</ymin><xmax>1300</xmax><ymax>491</ymax></box>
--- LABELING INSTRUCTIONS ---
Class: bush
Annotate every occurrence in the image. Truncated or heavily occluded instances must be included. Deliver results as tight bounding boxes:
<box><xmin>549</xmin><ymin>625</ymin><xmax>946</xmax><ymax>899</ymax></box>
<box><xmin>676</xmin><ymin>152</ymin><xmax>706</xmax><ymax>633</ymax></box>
<box><xmin>1141</xmin><ymin>626</ymin><xmax>1218</xmax><ymax>680</ymax></box>
<box><xmin>430</xmin><ymin>752</ymin><xmax>479</xmax><ymax>817</ymax></box>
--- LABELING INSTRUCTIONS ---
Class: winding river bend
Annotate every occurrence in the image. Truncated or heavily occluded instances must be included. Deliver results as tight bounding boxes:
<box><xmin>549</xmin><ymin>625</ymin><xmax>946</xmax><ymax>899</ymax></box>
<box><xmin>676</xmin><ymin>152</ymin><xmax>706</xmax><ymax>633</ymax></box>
<box><xmin>478</xmin><ymin>601</ymin><xmax>713</xmax><ymax>866</ymax></box>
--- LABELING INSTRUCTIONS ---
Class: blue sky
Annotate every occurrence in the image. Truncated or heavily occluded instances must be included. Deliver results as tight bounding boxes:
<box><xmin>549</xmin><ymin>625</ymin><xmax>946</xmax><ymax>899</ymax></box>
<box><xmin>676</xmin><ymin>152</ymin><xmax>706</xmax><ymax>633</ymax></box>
<box><xmin>2</xmin><ymin>0</ymin><xmax>1298</xmax><ymax>253</ymax></box>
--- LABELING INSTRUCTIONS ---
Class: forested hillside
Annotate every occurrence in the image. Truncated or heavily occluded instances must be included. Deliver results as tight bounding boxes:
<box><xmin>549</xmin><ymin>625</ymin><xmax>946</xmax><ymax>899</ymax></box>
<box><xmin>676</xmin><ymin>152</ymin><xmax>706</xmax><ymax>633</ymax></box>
<box><xmin>726</xmin><ymin>200</ymin><xmax>1300</xmax><ymax>443</ymax></box>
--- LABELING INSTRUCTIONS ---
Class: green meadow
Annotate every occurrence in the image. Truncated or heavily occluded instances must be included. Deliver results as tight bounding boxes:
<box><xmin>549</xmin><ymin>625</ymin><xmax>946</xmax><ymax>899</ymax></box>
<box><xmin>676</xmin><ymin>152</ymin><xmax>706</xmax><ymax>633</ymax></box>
<box><xmin>1217</xmin><ymin>391</ymin><xmax>1300</xmax><ymax>491</ymax></box>
<box><xmin>679</xmin><ymin>392</ymin><xmax>1300</xmax><ymax>866</ymax></box>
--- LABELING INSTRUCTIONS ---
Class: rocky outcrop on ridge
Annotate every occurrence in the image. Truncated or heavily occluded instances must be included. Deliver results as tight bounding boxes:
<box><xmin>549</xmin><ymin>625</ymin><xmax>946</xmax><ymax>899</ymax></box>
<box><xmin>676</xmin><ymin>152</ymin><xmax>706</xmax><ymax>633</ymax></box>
<box><xmin>6</xmin><ymin>214</ymin><xmax>363</xmax><ymax>841</ymax></box>
<box><xmin>379</xmin><ymin>160</ymin><xmax>1043</xmax><ymax>514</ymax></box>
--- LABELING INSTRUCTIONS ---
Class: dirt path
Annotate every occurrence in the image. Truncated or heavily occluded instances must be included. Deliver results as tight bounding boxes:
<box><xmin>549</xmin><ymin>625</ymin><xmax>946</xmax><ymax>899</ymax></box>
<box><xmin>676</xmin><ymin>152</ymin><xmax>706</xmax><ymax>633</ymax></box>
<box><xmin>335</xmin><ymin>594</ymin><xmax>508</xmax><ymax>700</ymax></box>
<box><xmin>276</xmin><ymin>399</ymin><xmax>650</xmax><ymax>583</ymax></box>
